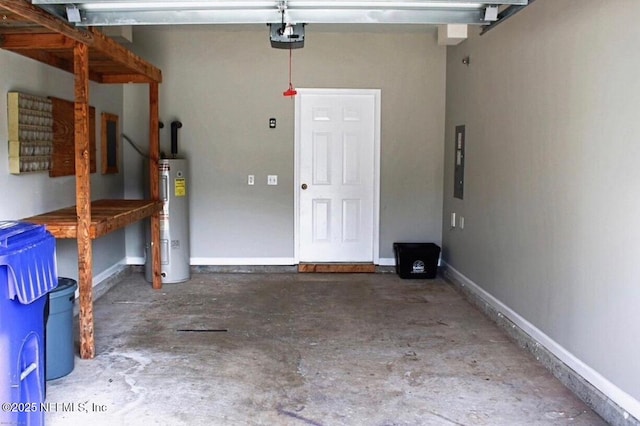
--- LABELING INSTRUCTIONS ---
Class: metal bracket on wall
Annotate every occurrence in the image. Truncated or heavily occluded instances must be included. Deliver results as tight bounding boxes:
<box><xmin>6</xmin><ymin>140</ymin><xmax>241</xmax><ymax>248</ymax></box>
<box><xmin>480</xmin><ymin>0</ymin><xmax>536</xmax><ymax>35</ymax></box>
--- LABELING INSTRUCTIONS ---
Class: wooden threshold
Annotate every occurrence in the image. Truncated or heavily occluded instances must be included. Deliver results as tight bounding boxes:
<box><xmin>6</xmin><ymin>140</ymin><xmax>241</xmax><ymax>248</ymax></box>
<box><xmin>298</xmin><ymin>263</ymin><xmax>376</xmax><ymax>273</ymax></box>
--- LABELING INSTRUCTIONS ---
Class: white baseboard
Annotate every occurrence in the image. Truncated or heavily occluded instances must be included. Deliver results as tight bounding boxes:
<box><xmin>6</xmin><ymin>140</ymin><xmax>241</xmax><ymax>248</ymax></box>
<box><xmin>377</xmin><ymin>256</ymin><xmax>442</xmax><ymax>267</ymax></box>
<box><xmin>190</xmin><ymin>257</ymin><xmax>296</xmax><ymax>266</ymax></box>
<box><xmin>126</xmin><ymin>256</ymin><xmax>145</xmax><ymax>265</ymax></box>
<box><xmin>126</xmin><ymin>256</ymin><xmax>296</xmax><ymax>266</ymax></box>
<box><xmin>129</xmin><ymin>256</ymin><xmax>396</xmax><ymax>266</ymax></box>
<box><xmin>128</xmin><ymin>256</ymin><xmax>396</xmax><ymax>267</ymax></box>
<box><xmin>443</xmin><ymin>262</ymin><xmax>640</xmax><ymax>422</ymax></box>
<box><xmin>377</xmin><ymin>257</ymin><xmax>396</xmax><ymax>266</ymax></box>
<box><xmin>92</xmin><ymin>260</ymin><xmax>127</xmax><ymax>286</ymax></box>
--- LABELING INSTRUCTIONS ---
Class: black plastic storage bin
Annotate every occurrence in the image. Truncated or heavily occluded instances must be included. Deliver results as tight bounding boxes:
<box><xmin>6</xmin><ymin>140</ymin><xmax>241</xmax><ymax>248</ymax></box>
<box><xmin>393</xmin><ymin>242</ymin><xmax>441</xmax><ymax>279</ymax></box>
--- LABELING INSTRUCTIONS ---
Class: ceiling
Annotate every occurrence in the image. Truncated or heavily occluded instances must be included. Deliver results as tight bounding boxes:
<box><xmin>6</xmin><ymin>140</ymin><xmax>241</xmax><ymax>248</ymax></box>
<box><xmin>0</xmin><ymin>0</ymin><xmax>532</xmax><ymax>82</ymax></box>
<box><xmin>30</xmin><ymin>1</ymin><xmax>531</xmax><ymax>28</ymax></box>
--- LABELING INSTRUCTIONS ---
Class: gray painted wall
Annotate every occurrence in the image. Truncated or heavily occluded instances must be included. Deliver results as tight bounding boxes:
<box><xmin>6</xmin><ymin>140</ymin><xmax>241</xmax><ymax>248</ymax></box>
<box><xmin>124</xmin><ymin>26</ymin><xmax>445</xmax><ymax>263</ymax></box>
<box><xmin>443</xmin><ymin>0</ymin><xmax>640</xmax><ymax>409</ymax></box>
<box><xmin>0</xmin><ymin>50</ymin><xmax>125</xmax><ymax>282</ymax></box>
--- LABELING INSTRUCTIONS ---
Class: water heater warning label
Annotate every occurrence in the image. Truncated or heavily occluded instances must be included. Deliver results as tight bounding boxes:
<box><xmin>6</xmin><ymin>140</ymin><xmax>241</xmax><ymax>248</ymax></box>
<box><xmin>175</xmin><ymin>178</ymin><xmax>186</xmax><ymax>197</ymax></box>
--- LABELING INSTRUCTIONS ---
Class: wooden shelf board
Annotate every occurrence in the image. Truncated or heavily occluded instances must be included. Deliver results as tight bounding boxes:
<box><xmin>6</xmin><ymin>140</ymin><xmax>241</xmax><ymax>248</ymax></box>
<box><xmin>23</xmin><ymin>199</ymin><xmax>162</xmax><ymax>239</ymax></box>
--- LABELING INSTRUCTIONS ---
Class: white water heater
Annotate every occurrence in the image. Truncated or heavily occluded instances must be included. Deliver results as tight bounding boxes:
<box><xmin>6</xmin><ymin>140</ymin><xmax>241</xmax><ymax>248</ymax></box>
<box><xmin>146</xmin><ymin>158</ymin><xmax>190</xmax><ymax>284</ymax></box>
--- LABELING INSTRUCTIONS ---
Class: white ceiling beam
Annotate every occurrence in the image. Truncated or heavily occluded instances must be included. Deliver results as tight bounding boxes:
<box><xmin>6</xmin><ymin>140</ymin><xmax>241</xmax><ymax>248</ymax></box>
<box><xmin>77</xmin><ymin>9</ymin><xmax>493</xmax><ymax>26</ymax></box>
<box><xmin>31</xmin><ymin>0</ymin><xmax>529</xmax><ymax>26</ymax></box>
<box><xmin>32</xmin><ymin>0</ymin><xmax>528</xmax><ymax>5</ymax></box>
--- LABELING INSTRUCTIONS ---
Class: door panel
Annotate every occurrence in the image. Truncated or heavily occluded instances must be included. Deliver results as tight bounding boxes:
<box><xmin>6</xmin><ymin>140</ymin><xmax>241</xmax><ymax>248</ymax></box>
<box><xmin>312</xmin><ymin>199</ymin><xmax>331</xmax><ymax>242</ymax></box>
<box><xmin>343</xmin><ymin>132</ymin><xmax>361</xmax><ymax>185</ymax></box>
<box><xmin>342</xmin><ymin>199</ymin><xmax>361</xmax><ymax>242</ymax></box>
<box><xmin>313</xmin><ymin>132</ymin><xmax>331</xmax><ymax>185</ymax></box>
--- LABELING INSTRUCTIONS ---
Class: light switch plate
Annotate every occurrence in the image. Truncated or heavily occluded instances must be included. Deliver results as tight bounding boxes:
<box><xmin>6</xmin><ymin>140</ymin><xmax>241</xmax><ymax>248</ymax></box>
<box><xmin>267</xmin><ymin>175</ymin><xmax>278</xmax><ymax>185</ymax></box>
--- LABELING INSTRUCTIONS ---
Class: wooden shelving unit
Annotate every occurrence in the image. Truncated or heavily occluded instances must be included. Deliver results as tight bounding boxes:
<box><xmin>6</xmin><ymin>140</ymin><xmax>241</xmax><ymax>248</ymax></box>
<box><xmin>0</xmin><ymin>0</ymin><xmax>164</xmax><ymax>359</ymax></box>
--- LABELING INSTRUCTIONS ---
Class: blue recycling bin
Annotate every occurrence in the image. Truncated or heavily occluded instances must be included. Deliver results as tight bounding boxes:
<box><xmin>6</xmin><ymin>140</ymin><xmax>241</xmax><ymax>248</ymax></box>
<box><xmin>0</xmin><ymin>221</ymin><xmax>57</xmax><ymax>426</ymax></box>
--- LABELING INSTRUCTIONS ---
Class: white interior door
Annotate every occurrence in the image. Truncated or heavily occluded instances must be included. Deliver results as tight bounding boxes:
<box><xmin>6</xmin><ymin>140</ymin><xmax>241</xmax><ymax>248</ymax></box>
<box><xmin>295</xmin><ymin>89</ymin><xmax>380</xmax><ymax>263</ymax></box>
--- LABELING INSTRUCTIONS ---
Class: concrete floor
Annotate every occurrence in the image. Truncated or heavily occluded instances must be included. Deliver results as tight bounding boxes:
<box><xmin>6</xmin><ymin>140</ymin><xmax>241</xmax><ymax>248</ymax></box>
<box><xmin>46</xmin><ymin>273</ymin><xmax>607</xmax><ymax>425</ymax></box>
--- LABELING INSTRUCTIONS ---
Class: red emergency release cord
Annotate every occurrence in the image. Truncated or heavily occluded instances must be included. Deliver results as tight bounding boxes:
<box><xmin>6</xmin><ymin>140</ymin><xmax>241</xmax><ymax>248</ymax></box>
<box><xmin>283</xmin><ymin>47</ymin><xmax>297</xmax><ymax>97</ymax></box>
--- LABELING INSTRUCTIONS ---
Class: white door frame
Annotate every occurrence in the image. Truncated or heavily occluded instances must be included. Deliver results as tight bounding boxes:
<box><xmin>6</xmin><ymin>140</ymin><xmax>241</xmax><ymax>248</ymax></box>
<box><xmin>294</xmin><ymin>88</ymin><xmax>381</xmax><ymax>264</ymax></box>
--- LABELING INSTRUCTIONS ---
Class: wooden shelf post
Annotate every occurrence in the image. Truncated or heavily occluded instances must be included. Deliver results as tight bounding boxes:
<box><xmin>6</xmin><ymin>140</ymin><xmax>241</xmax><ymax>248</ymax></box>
<box><xmin>74</xmin><ymin>42</ymin><xmax>95</xmax><ymax>359</ymax></box>
<box><xmin>149</xmin><ymin>82</ymin><xmax>162</xmax><ymax>290</ymax></box>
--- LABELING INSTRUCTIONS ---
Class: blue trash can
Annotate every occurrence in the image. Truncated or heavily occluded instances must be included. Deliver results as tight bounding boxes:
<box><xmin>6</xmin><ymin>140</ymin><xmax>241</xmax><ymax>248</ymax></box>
<box><xmin>46</xmin><ymin>278</ymin><xmax>77</xmax><ymax>380</ymax></box>
<box><xmin>0</xmin><ymin>221</ymin><xmax>57</xmax><ymax>426</ymax></box>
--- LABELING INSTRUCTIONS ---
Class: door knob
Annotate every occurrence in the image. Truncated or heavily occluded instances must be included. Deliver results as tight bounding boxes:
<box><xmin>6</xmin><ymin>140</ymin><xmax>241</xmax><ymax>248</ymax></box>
<box><xmin>301</xmin><ymin>183</ymin><xmax>308</xmax><ymax>190</ymax></box>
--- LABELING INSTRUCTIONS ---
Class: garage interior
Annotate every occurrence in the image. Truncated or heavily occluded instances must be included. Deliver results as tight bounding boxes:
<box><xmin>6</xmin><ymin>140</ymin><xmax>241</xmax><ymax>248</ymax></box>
<box><xmin>1</xmin><ymin>0</ymin><xmax>639</xmax><ymax>425</ymax></box>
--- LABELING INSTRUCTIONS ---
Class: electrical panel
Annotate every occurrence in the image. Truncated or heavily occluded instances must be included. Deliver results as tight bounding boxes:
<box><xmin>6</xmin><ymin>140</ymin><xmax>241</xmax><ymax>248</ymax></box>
<box><xmin>454</xmin><ymin>125</ymin><xmax>465</xmax><ymax>200</ymax></box>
